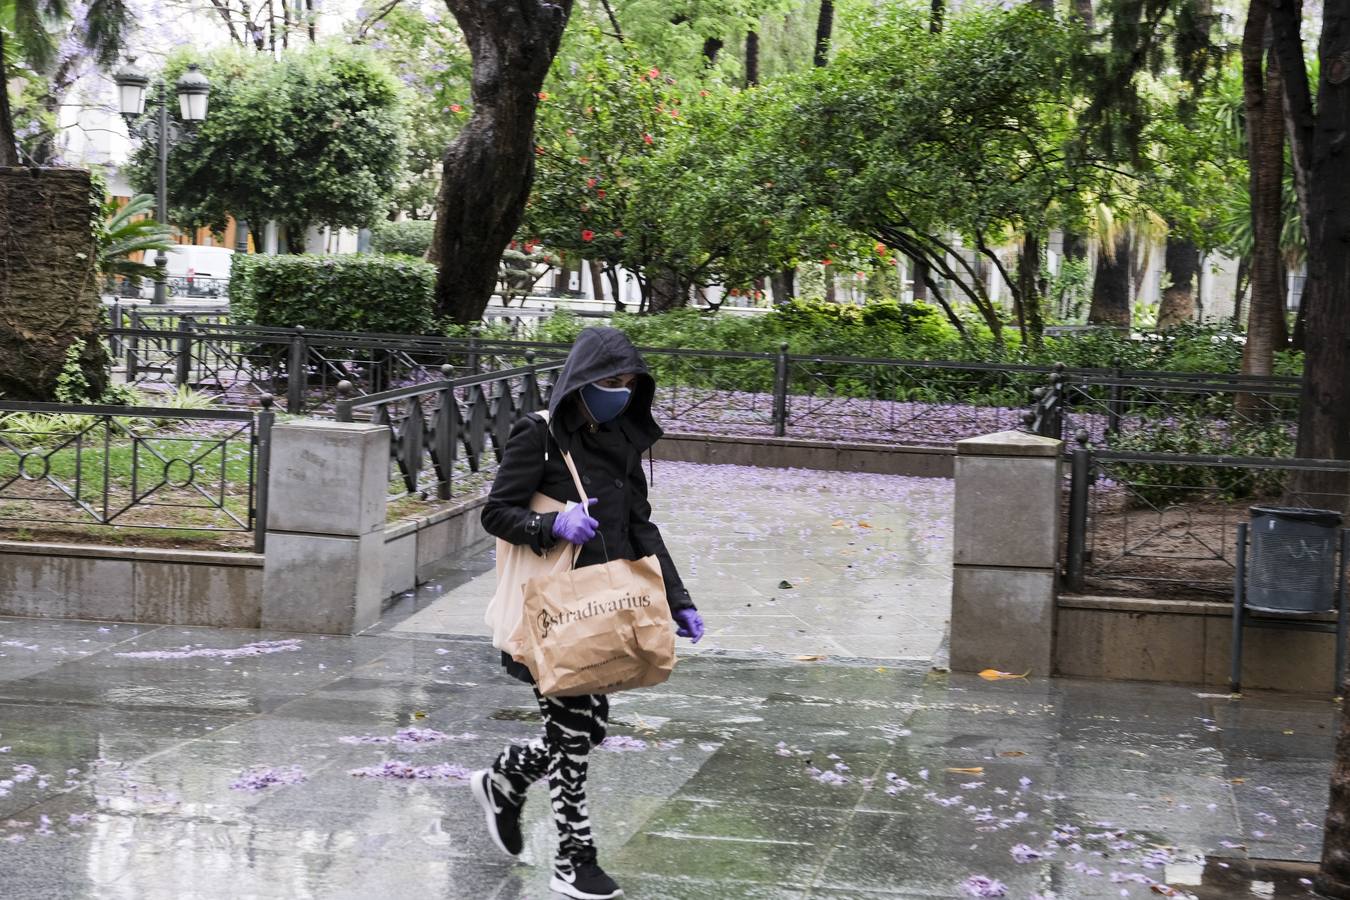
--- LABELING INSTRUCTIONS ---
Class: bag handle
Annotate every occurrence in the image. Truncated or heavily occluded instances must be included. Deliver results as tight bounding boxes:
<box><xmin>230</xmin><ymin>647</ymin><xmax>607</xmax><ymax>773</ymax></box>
<box><xmin>553</xmin><ymin>437</ymin><xmax>613</xmax><ymax>567</ymax></box>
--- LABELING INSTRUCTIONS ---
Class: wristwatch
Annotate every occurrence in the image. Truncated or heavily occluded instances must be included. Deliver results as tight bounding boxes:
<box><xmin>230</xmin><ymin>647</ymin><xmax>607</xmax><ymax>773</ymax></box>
<box><xmin>524</xmin><ymin>513</ymin><xmax>543</xmax><ymax>536</ymax></box>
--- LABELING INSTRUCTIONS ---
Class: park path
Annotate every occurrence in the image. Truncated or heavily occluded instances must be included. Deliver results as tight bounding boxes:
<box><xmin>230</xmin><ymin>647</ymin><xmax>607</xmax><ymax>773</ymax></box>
<box><xmin>386</xmin><ymin>461</ymin><xmax>955</xmax><ymax>662</ymax></box>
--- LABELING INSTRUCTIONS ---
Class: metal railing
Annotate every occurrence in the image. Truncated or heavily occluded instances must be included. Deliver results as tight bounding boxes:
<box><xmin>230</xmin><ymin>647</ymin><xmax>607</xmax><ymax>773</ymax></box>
<box><xmin>101</xmin><ymin>321</ymin><xmax>562</xmax><ymax>413</ymax></box>
<box><xmin>334</xmin><ymin>354</ymin><xmax>565</xmax><ymax>500</ymax></box>
<box><xmin>1061</xmin><ymin>434</ymin><xmax>1350</xmax><ymax>596</ymax></box>
<box><xmin>1025</xmin><ymin>363</ymin><xmax>1301</xmax><ymax>448</ymax></box>
<box><xmin>0</xmin><ymin>397</ymin><xmax>274</xmax><ymax>552</ymax></box>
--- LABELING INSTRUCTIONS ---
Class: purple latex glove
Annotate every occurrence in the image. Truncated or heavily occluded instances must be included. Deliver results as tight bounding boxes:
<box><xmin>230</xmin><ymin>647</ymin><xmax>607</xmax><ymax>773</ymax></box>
<box><xmin>552</xmin><ymin>499</ymin><xmax>598</xmax><ymax>544</ymax></box>
<box><xmin>673</xmin><ymin>608</ymin><xmax>704</xmax><ymax>643</ymax></box>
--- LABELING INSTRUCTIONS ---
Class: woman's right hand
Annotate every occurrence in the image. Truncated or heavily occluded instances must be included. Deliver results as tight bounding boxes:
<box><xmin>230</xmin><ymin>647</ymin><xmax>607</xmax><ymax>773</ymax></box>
<box><xmin>552</xmin><ymin>499</ymin><xmax>599</xmax><ymax>544</ymax></box>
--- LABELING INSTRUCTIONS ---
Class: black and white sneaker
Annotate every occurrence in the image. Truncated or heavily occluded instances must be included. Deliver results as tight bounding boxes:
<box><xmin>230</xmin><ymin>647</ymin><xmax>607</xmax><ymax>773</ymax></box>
<box><xmin>470</xmin><ymin>769</ymin><xmax>523</xmax><ymax>856</ymax></box>
<box><xmin>549</xmin><ymin>858</ymin><xmax>623</xmax><ymax>899</ymax></box>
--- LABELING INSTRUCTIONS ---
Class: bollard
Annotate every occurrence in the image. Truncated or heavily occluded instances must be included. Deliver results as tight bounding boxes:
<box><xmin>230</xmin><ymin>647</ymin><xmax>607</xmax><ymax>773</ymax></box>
<box><xmin>175</xmin><ymin>314</ymin><xmax>195</xmax><ymax>387</ymax></box>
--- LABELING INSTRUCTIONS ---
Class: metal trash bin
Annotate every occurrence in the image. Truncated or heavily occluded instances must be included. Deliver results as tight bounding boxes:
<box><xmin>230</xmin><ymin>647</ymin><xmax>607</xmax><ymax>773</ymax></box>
<box><xmin>1246</xmin><ymin>506</ymin><xmax>1343</xmax><ymax>612</ymax></box>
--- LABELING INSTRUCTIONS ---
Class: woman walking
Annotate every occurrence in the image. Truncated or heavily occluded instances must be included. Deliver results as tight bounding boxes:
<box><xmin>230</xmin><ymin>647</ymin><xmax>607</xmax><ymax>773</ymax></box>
<box><xmin>471</xmin><ymin>327</ymin><xmax>704</xmax><ymax>900</ymax></box>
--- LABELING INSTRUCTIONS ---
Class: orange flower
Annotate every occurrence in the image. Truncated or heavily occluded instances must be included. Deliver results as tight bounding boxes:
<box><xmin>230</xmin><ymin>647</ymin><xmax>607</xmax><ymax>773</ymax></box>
<box><xmin>537</xmin><ymin>91</ymin><xmax>549</xmax><ymax>101</ymax></box>
<box><xmin>875</xmin><ymin>242</ymin><xmax>888</xmax><ymax>255</ymax></box>
<box><xmin>822</xmin><ymin>258</ymin><xmax>833</xmax><ymax>266</ymax></box>
<box><xmin>578</xmin><ymin>156</ymin><xmax>590</xmax><ymax>164</ymax></box>
<box><xmin>449</xmin><ymin>103</ymin><xmax>463</xmax><ymax>113</ymax></box>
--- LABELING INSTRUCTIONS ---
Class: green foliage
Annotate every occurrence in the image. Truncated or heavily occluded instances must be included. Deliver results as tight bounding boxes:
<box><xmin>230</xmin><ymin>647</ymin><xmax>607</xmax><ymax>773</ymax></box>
<box><xmin>229</xmin><ymin>254</ymin><xmax>435</xmax><ymax>333</ymax></box>
<box><xmin>53</xmin><ymin>339</ymin><xmax>91</xmax><ymax>404</ymax></box>
<box><xmin>95</xmin><ymin>194</ymin><xmax>173</xmax><ymax>281</ymax></box>
<box><xmin>1107</xmin><ymin>414</ymin><xmax>1295</xmax><ymax>506</ymax></box>
<box><xmin>370</xmin><ymin>220</ymin><xmax>436</xmax><ymax>257</ymax></box>
<box><xmin>126</xmin><ymin>43</ymin><xmax>404</xmax><ymax>237</ymax></box>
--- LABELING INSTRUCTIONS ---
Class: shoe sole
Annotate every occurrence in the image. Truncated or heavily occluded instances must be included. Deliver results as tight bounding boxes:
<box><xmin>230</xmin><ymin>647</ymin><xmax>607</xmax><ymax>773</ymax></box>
<box><xmin>548</xmin><ymin>876</ymin><xmax>622</xmax><ymax>899</ymax></box>
<box><xmin>470</xmin><ymin>770</ymin><xmax>517</xmax><ymax>857</ymax></box>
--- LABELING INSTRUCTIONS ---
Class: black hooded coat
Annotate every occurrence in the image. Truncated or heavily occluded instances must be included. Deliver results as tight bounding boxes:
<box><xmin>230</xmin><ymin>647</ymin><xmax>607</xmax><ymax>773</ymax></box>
<box><xmin>481</xmin><ymin>327</ymin><xmax>695</xmax><ymax>684</ymax></box>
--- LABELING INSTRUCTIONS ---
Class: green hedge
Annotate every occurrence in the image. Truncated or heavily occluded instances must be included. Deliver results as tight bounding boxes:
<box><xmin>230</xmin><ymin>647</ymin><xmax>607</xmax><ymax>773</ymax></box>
<box><xmin>370</xmin><ymin>221</ymin><xmax>436</xmax><ymax>258</ymax></box>
<box><xmin>230</xmin><ymin>253</ymin><xmax>435</xmax><ymax>333</ymax></box>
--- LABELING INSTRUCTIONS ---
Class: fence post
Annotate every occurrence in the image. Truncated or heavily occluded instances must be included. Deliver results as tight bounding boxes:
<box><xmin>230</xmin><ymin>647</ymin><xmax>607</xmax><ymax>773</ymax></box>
<box><xmin>1108</xmin><ymin>356</ymin><xmax>1124</xmax><ymax>435</ymax></box>
<box><xmin>435</xmin><ymin>364</ymin><xmax>454</xmax><ymax>500</ymax></box>
<box><xmin>126</xmin><ymin>308</ymin><xmax>140</xmax><ymax>382</ymax></box>
<box><xmin>950</xmin><ymin>429</ymin><xmax>1064</xmax><ymax>676</ymax></box>
<box><xmin>772</xmin><ymin>341</ymin><xmax>789</xmax><ymax>437</ymax></box>
<box><xmin>175</xmin><ymin>314</ymin><xmax>195</xmax><ymax>388</ymax></box>
<box><xmin>261</xmin><ymin>419</ymin><xmax>389</xmax><ymax>634</ymax></box>
<box><xmin>286</xmin><ymin>325</ymin><xmax>308</xmax><ymax>413</ymax></box>
<box><xmin>468</xmin><ymin>325</ymin><xmax>481</xmax><ymax>375</ymax></box>
<box><xmin>1051</xmin><ymin>362</ymin><xmax>1066</xmax><ymax>440</ymax></box>
<box><xmin>334</xmin><ymin>379</ymin><xmax>355</xmax><ymax>423</ymax></box>
<box><xmin>109</xmin><ymin>300</ymin><xmax>123</xmax><ymax>358</ymax></box>
<box><xmin>1065</xmin><ymin>431</ymin><xmax>1092</xmax><ymax>593</ymax></box>
<box><xmin>253</xmin><ymin>394</ymin><xmax>275</xmax><ymax>553</ymax></box>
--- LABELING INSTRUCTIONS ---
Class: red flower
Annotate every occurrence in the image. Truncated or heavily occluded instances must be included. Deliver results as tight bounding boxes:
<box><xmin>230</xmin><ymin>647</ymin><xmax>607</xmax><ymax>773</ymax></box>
<box><xmin>613</xmin><ymin>229</ymin><xmax>624</xmax><ymax>238</ymax></box>
<box><xmin>642</xmin><ymin>133</ymin><xmax>654</xmax><ymax>145</ymax></box>
<box><xmin>537</xmin><ymin>91</ymin><xmax>549</xmax><ymax>101</ymax></box>
<box><xmin>699</xmin><ymin>90</ymin><xmax>709</xmax><ymax>97</ymax></box>
<box><xmin>578</xmin><ymin>156</ymin><xmax>590</xmax><ymax>164</ymax></box>
<box><xmin>648</xmin><ymin>67</ymin><xmax>661</xmax><ymax>79</ymax></box>
<box><xmin>875</xmin><ymin>242</ymin><xmax>887</xmax><ymax>255</ymax></box>
<box><xmin>586</xmin><ymin>177</ymin><xmax>597</xmax><ymax>188</ymax></box>
<box><xmin>581</xmin><ymin>230</ymin><xmax>595</xmax><ymax>242</ymax></box>
<box><xmin>822</xmin><ymin>258</ymin><xmax>833</xmax><ymax>266</ymax></box>
<box><xmin>596</xmin><ymin>189</ymin><xmax>606</xmax><ymax>199</ymax></box>
<box><xmin>449</xmin><ymin>103</ymin><xmax>463</xmax><ymax>113</ymax></box>
<box><xmin>535</xmin><ymin>146</ymin><xmax>544</xmax><ymax>156</ymax></box>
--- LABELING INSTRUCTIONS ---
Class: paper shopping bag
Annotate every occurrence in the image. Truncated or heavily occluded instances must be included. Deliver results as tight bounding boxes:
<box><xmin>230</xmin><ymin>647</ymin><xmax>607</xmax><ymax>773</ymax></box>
<box><xmin>521</xmin><ymin>554</ymin><xmax>676</xmax><ymax>696</ymax></box>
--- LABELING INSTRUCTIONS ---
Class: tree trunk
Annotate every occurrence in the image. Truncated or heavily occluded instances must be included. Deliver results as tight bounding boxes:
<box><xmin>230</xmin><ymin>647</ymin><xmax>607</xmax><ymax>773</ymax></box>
<box><xmin>702</xmin><ymin>36</ymin><xmax>723</xmax><ymax>65</ymax></box>
<box><xmin>0</xmin><ymin>33</ymin><xmax>20</xmax><ymax>167</ymax></box>
<box><xmin>1018</xmin><ymin>233</ymin><xmax>1045</xmax><ymax>346</ymax></box>
<box><xmin>1323</xmin><ymin>669</ymin><xmax>1350</xmax><ymax>898</ymax></box>
<box><xmin>930</xmin><ymin>0</ymin><xmax>944</xmax><ymax>33</ymax></box>
<box><xmin>1280</xmin><ymin>0</ymin><xmax>1350</xmax><ymax>510</ymax></box>
<box><xmin>770</xmin><ymin>268</ymin><xmax>794</xmax><ymax>304</ymax></box>
<box><xmin>745</xmin><ymin>30</ymin><xmax>760</xmax><ymax>85</ymax></box>
<box><xmin>588</xmin><ymin>258</ymin><xmax>605</xmax><ymax>304</ymax></box>
<box><xmin>1087</xmin><ymin>235</ymin><xmax>1131</xmax><ymax>326</ymax></box>
<box><xmin>823</xmin><ymin>264</ymin><xmax>837</xmax><ymax>302</ymax></box>
<box><xmin>648</xmin><ymin>270</ymin><xmax>685</xmax><ymax>313</ymax></box>
<box><xmin>910</xmin><ymin>256</ymin><xmax>928</xmax><ymax>301</ymax></box>
<box><xmin>430</xmin><ymin>0</ymin><xmax>574</xmax><ymax>323</ymax></box>
<box><xmin>1071</xmin><ymin>0</ymin><xmax>1096</xmax><ymax>28</ymax></box>
<box><xmin>1157</xmin><ymin>232</ymin><xmax>1200</xmax><ymax>329</ymax></box>
<box><xmin>1240</xmin><ymin>9</ymin><xmax>1288</xmax><ymax>397</ymax></box>
<box><xmin>0</xmin><ymin>168</ymin><xmax>109</xmax><ymax>400</ymax></box>
<box><xmin>814</xmin><ymin>1</ymin><xmax>834</xmax><ymax>67</ymax></box>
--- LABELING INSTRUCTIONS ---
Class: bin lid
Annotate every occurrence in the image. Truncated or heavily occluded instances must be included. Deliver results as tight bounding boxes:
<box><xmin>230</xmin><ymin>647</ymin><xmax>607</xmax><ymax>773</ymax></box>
<box><xmin>1248</xmin><ymin>505</ymin><xmax>1343</xmax><ymax>527</ymax></box>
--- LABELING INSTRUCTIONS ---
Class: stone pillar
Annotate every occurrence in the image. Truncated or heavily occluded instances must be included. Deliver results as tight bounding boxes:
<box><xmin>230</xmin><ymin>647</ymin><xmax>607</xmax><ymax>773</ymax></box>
<box><xmin>950</xmin><ymin>430</ymin><xmax>1063</xmax><ymax>675</ymax></box>
<box><xmin>261</xmin><ymin>421</ymin><xmax>389</xmax><ymax>634</ymax></box>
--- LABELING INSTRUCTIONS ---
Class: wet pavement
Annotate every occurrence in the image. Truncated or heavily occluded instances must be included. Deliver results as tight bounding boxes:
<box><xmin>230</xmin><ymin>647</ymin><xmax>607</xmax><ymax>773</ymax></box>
<box><xmin>392</xmin><ymin>462</ymin><xmax>954</xmax><ymax>661</ymax></box>
<box><xmin>0</xmin><ymin>462</ymin><xmax>1340</xmax><ymax>899</ymax></box>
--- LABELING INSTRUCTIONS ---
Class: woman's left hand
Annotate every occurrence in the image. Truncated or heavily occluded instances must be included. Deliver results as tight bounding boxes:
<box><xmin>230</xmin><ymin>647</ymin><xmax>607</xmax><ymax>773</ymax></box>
<box><xmin>673</xmin><ymin>608</ymin><xmax>704</xmax><ymax>643</ymax></box>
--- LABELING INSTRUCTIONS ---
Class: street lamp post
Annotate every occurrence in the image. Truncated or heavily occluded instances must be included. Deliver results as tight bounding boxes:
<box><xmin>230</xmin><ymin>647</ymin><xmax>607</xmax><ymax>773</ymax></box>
<box><xmin>114</xmin><ymin>61</ymin><xmax>210</xmax><ymax>305</ymax></box>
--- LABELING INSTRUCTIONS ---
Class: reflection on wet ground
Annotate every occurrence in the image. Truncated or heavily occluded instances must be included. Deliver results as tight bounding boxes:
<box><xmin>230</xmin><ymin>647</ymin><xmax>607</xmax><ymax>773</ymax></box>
<box><xmin>0</xmin><ymin>602</ymin><xmax>1337</xmax><ymax>899</ymax></box>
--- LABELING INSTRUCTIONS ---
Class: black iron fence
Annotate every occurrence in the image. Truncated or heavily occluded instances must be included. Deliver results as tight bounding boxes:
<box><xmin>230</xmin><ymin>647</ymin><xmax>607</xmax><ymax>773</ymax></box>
<box><xmin>1060</xmin><ymin>435</ymin><xmax>1350</xmax><ymax>597</ymax></box>
<box><xmin>0</xmin><ymin>397</ymin><xmax>274</xmax><ymax>551</ymax></box>
<box><xmin>334</xmin><ymin>355</ymin><xmax>565</xmax><ymax>500</ymax></box>
<box><xmin>1025</xmin><ymin>364</ymin><xmax>1301</xmax><ymax>449</ymax></box>
<box><xmin>100</xmin><ymin>321</ymin><xmax>561</xmax><ymax>413</ymax></box>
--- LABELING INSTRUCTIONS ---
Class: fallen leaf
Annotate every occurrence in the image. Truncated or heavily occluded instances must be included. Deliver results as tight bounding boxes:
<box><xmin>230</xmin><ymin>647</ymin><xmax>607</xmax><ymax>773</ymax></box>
<box><xmin>998</xmin><ymin>750</ymin><xmax>1027</xmax><ymax>758</ymax></box>
<box><xmin>413</xmin><ymin>711</ymin><xmax>427</xmax><ymax>720</ymax></box>
<box><xmin>778</xmin><ymin>580</ymin><xmax>794</xmax><ymax>590</ymax></box>
<box><xmin>858</xmin><ymin>522</ymin><xmax>872</xmax><ymax>528</ymax></box>
<box><xmin>946</xmin><ymin>767</ymin><xmax>985</xmax><ymax>775</ymax></box>
<box><xmin>794</xmin><ymin>655</ymin><xmax>826</xmax><ymax>662</ymax></box>
<box><xmin>831</xmin><ymin>520</ymin><xmax>846</xmax><ymax>527</ymax></box>
<box><xmin>1283</xmin><ymin>729</ymin><xmax>1295</xmax><ymax>735</ymax></box>
<box><xmin>978</xmin><ymin>669</ymin><xmax>1029</xmax><ymax>681</ymax></box>
<box><xmin>1229</xmin><ymin>777</ymin><xmax>1246</xmax><ymax>784</ymax></box>
<box><xmin>1151</xmin><ymin>886</ymin><xmax>1183</xmax><ymax>896</ymax></box>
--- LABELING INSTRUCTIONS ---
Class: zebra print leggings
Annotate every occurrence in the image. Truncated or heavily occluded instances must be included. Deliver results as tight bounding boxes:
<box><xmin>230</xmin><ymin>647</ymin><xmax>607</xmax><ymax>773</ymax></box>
<box><xmin>490</xmin><ymin>689</ymin><xmax>609</xmax><ymax>862</ymax></box>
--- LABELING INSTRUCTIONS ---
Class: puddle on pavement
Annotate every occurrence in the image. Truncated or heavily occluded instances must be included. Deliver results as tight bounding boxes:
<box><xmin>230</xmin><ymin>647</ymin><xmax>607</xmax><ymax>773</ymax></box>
<box><xmin>1174</xmin><ymin>857</ymin><xmax>1321</xmax><ymax>899</ymax></box>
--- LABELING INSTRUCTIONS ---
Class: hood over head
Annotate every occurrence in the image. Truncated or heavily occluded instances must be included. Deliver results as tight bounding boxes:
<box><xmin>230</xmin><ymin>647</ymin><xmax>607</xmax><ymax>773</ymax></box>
<box><xmin>547</xmin><ymin>327</ymin><xmax>662</xmax><ymax>451</ymax></box>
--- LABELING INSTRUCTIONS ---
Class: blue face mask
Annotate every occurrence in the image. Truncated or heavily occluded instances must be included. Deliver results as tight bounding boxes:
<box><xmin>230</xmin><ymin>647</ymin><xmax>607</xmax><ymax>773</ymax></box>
<box><xmin>580</xmin><ymin>382</ymin><xmax>632</xmax><ymax>423</ymax></box>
